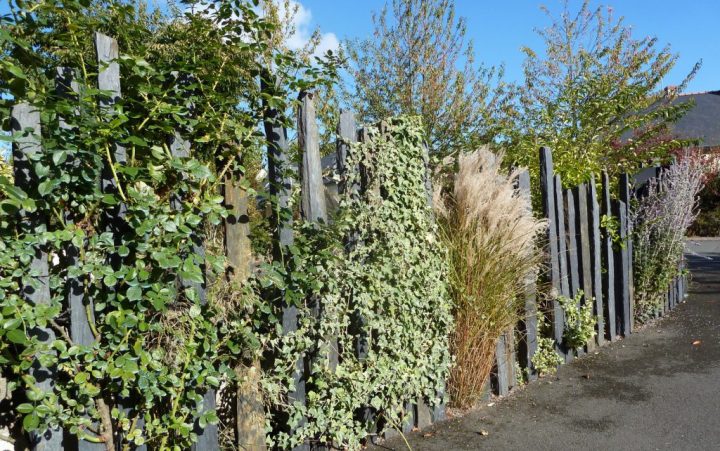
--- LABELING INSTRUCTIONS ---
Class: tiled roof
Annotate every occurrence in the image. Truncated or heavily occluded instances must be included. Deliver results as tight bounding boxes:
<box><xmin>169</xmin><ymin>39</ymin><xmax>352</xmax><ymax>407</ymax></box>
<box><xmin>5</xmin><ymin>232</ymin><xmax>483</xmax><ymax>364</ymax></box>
<box><xmin>670</xmin><ymin>91</ymin><xmax>720</xmax><ymax>147</ymax></box>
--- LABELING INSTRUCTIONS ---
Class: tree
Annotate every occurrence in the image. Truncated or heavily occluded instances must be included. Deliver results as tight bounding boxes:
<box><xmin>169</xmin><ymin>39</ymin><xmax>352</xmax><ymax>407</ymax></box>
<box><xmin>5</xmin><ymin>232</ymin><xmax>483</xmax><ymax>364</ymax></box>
<box><xmin>345</xmin><ymin>0</ymin><xmax>511</xmax><ymax>159</ymax></box>
<box><xmin>505</xmin><ymin>1</ymin><xmax>700</xmax><ymax>188</ymax></box>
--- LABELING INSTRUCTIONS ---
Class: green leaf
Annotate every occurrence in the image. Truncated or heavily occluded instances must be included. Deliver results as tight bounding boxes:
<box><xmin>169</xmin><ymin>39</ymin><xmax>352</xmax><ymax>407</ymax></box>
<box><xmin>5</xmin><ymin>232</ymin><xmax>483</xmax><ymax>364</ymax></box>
<box><xmin>23</xmin><ymin>413</ymin><xmax>39</xmax><ymax>431</ymax></box>
<box><xmin>127</xmin><ymin>286</ymin><xmax>142</xmax><ymax>302</ymax></box>
<box><xmin>16</xmin><ymin>403</ymin><xmax>34</xmax><ymax>414</ymax></box>
<box><xmin>7</xmin><ymin>329</ymin><xmax>28</xmax><ymax>345</ymax></box>
<box><xmin>37</xmin><ymin>180</ymin><xmax>54</xmax><ymax>196</ymax></box>
<box><xmin>52</xmin><ymin>150</ymin><xmax>67</xmax><ymax>165</ymax></box>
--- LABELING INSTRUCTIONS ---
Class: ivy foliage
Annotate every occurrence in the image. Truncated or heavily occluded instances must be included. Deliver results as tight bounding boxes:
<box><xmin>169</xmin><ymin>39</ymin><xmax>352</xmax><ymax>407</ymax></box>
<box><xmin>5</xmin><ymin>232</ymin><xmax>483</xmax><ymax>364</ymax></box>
<box><xmin>253</xmin><ymin>116</ymin><xmax>453</xmax><ymax>449</ymax></box>
<box><xmin>0</xmin><ymin>0</ymin><xmax>336</xmax><ymax>449</ymax></box>
<box><xmin>558</xmin><ymin>291</ymin><xmax>596</xmax><ymax>350</ymax></box>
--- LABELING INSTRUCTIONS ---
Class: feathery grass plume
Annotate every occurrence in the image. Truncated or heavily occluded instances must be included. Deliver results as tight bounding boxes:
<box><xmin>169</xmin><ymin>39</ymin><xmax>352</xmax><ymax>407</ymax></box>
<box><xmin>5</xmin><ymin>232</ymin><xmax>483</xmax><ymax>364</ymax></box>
<box><xmin>632</xmin><ymin>155</ymin><xmax>703</xmax><ymax>322</ymax></box>
<box><xmin>434</xmin><ymin>147</ymin><xmax>546</xmax><ymax>408</ymax></box>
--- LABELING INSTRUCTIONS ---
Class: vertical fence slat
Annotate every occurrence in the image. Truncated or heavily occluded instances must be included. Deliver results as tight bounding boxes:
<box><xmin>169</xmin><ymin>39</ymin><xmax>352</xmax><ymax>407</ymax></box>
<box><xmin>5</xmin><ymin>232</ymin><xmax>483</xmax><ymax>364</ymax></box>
<box><xmin>337</xmin><ymin>110</ymin><xmax>355</xmax><ymax>196</ymax></box>
<box><xmin>619</xmin><ymin>173</ymin><xmax>634</xmax><ymax>333</ymax></box>
<box><xmin>555</xmin><ymin>175</ymin><xmax>570</xmax><ymax>299</ymax></box>
<box><xmin>539</xmin><ymin>148</ymin><xmax>560</xmax><ymax>290</ymax></box>
<box><xmin>261</xmin><ymin>79</ymin><xmax>306</xmax><ymax>449</ymax></box>
<box><xmin>56</xmin><ymin>67</ymin><xmax>106</xmax><ymax>451</ymax></box>
<box><xmin>262</xmin><ymin>95</ymin><xmax>293</xmax><ymax>255</ymax></box>
<box><xmin>539</xmin><ymin>148</ymin><xmax>564</xmax><ymax>354</ymax></box>
<box><xmin>298</xmin><ymin>91</ymin><xmax>327</xmax><ymax>223</ymax></box>
<box><xmin>95</xmin><ymin>32</ymin><xmax>125</xmax><ymax>166</ymax></box>
<box><xmin>95</xmin><ymin>33</ymin><xmax>147</xmax><ymax>451</ymax></box>
<box><xmin>56</xmin><ymin>67</ymin><xmax>97</xmax><ymax>352</ymax></box>
<box><xmin>224</xmin><ymin>174</ymin><xmax>252</xmax><ymax>281</ymax></box>
<box><xmin>517</xmin><ymin>169</ymin><xmax>538</xmax><ymax>380</ymax></box>
<box><xmin>495</xmin><ymin>334</ymin><xmax>509</xmax><ymax>396</ymax></box>
<box><xmin>588</xmin><ymin>177</ymin><xmax>605</xmax><ymax>346</ymax></box>
<box><xmin>601</xmin><ymin>172</ymin><xmax>617</xmax><ymax>340</ymax></box>
<box><xmin>577</xmin><ymin>185</ymin><xmax>593</xmax><ymax>303</ymax></box>
<box><xmin>332</xmin><ymin>110</ymin><xmax>357</xmax><ymax>373</ymax></box>
<box><xmin>167</xmin><ymin>132</ymin><xmax>218</xmax><ymax>450</ymax></box>
<box><xmin>614</xmin><ymin>198</ymin><xmax>631</xmax><ymax>336</ymax></box>
<box><xmin>12</xmin><ymin>103</ymin><xmax>63</xmax><ymax>451</ymax></box>
<box><xmin>564</xmin><ymin>187</ymin><xmax>579</xmax><ymax>359</ymax></box>
<box><xmin>223</xmin><ymin>97</ymin><xmax>265</xmax><ymax>448</ymax></box>
<box><xmin>566</xmin><ymin>188</ymin><xmax>580</xmax><ymax>298</ymax></box>
<box><xmin>576</xmin><ymin>184</ymin><xmax>594</xmax><ymax>351</ymax></box>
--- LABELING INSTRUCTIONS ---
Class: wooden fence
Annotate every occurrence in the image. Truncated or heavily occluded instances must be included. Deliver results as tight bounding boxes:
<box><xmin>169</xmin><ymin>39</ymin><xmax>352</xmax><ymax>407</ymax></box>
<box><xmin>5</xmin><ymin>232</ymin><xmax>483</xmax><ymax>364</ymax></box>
<box><xmin>491</xmin><ymin>147</ymin><xmax>688</xmax><ymax>397</ymax></box>
<box><xmin>1</xmin><ymin>32</ymin><xmax>689</xmax><ymax>451</ymax></box>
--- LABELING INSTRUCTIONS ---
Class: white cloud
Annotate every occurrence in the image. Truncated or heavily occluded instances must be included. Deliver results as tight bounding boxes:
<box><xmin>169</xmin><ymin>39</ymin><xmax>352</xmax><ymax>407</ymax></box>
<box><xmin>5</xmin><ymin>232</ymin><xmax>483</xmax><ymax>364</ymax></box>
<box><xmin>277</xmin><ymin>1</ymin><xmax>339</xmax><ymax>57</ymax></box>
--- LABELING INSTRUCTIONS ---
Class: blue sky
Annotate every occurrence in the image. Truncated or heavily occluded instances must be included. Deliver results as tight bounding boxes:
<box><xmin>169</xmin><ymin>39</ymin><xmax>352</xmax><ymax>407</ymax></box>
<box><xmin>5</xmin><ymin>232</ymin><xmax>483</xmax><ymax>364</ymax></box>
<box><xmin>299</xmin><ymin>0</ymin><xmax>717</xmax><ymax>93</ymax></box>
<box><xmin>0</xmin><ymin>0</ymin><xmax>715</xmax><ymax>93</ymax></box>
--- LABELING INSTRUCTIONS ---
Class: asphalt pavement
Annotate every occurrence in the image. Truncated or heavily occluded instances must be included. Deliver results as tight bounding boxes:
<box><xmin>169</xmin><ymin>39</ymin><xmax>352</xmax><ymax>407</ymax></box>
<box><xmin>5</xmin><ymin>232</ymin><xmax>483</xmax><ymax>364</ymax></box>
<box><xmin>374</xmin><ymin>238</ymin><xmax>720</xmax><ymax>451</ymax></box>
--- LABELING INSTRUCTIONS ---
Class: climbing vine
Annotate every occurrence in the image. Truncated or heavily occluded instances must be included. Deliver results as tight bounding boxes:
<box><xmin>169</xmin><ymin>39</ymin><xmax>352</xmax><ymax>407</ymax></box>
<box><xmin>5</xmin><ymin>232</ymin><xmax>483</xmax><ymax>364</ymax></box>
<box><xmin>0</xmin><ymin>1</ymin><xmax>336</xmax><ymax>449</ymax></box>
<box><xmin>253</xmin><ymin>116</ymin><xmax>453</xmax><ymax>449</ymax></box>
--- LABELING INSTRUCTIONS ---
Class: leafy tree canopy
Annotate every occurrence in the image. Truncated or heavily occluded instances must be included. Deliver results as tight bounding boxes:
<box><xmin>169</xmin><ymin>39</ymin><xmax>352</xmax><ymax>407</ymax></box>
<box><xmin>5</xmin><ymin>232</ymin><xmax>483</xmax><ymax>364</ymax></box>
<box><xmin>504</xmin><ymin>0</ymin><xmax>701</xmax><ymax>188</ymax></box>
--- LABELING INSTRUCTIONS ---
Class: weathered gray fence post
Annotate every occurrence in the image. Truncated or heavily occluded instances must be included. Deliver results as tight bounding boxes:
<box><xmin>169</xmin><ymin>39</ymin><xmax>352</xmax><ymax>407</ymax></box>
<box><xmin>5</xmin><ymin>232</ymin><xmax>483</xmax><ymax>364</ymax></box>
<box><xmin>167</xmin><ymin>131</ymin><xmax>219</xmax><ymax>451</ymax></box>
<box><xmin>495</xmin><ymin>334</ymin><xmax>510</xmax><ymax>396</ymax></box>
<box><xmin>262</xmin><ymin>78</ymin><xmax>306</xmax><ymax>450</ymax></box>
<box><xmin>298</xmin><ymin>90</ymin><xmax>331</xmax><ymax>448</ymax></box>
<box><xmin>614</xmin><ymin>197</ymin><xmax>631</xmax><ymax>336</ymax></box>
<box><xmin>576</xmin><ymin>184</ymin><xmax>594</xmax><ymax>351</ymax></box>
<box><xmin>298</xmin><ymin>91</ymin><xmax>327</xmax><ymax>223</ymax></box>
<box><xmin>223</xmin><ymin>118</ymin><xmax>265</xmax><ymax>449</ymax></box>
<box><xmin>588</xmin><ymin>177</ymin><xmax>605</xmax><ymax>346</ymax></box>
<box><xmin>337</xmin><ymin>110</ymin><xmax>355</xmax><ymax>197</ymax></box>
<box><xmin>95</xmin><ymin>32</ymin><xmax>126</xmax><ymax>180</ymax></box>
<box><xmin>517</xmin><ymin>169</ymin><xmax>538</xmax><ymax>380</ymax></box>
<box><xmin>95</xmin><ymin>32</ymin><xmax>150</xmax><ymax>451</ymax></box>
<box><xmin>618</xmin><ymin>173</ymin><xmax>634</xmax><ymax>333</ymax></box>
<box><xmin>555</xmin><ymin>175</ymin><xmax>570</xmax><ymax>300</ymax></box>
<box><xmin>56</xmin><ymin>67</ymin><xmax>97</xmax><ymax>351</ymax></box>
<box><xmin>566</xmin><ymin>188</ymin><xmax>580</xmax><ymax>298</ymax></box>
<box><xmin>564</xmin><ymin>187</ymin><xmax>580</xmax><ymax>359</ymax></box>
<box><xmin>95</xmin><ymin>31</ymin><xmax>128</xmax><ymax>248</ymax></box>
<box><xmin>12</xmin><ymin>103</ymin><xmax>63</xmax><ymax>451</ymax></box>
<box><xmin>539</xmin><ymin>148</ymin><xmax>564</xmax><ymax>358</ymax></box>
<box><xmin>601</xmin><ymin>172</ymin><xmax>616</xmax><ymax>340</ymax></box>
<box><xmin>56</xmin><ymin>67</ymin><xmax>105</xmax><ymax>451</ymax></box>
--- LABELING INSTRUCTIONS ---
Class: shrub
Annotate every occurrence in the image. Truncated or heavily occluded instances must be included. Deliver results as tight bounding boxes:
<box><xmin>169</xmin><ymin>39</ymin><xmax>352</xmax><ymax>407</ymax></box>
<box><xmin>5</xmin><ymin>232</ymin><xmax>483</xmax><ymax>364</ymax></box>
<box><xmin>434</xmin><ymin>147</ymin><xmax>546</xmax><ymax>408</ymax></box>
<box><xmin>632</xmin><ymin>156</ymin><xmax>703</xmax><ymax>322</ymax></box>
<box><xmin>531</xmin><ymin>336</ymin><xmax>563</xmax><ymax>377</ymax></box>
<box><xmin>559</xmin><ymin>290</ymin><xmax>596</xmax><ymax>350</ymax></box>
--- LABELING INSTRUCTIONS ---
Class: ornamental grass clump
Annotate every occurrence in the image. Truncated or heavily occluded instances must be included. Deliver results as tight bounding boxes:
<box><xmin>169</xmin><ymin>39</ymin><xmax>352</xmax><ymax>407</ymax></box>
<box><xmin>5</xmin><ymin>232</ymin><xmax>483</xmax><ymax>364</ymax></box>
<box><xmin>434</xmin><ymin>148</ymin><xmax>545</xmax><ymax>408</ymax></box>
<box><xmin>632</xmin><ymin>156</ymin><xmax>703</xmax><ymax>322</ymax></box>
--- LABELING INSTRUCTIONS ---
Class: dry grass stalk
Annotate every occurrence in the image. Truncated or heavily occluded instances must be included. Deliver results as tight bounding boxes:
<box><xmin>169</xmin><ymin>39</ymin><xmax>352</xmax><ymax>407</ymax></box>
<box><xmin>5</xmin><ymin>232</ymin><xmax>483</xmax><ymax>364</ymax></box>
<box><xmin>434</xmin><ymin>147</ymin><xmax>545</xmax><ymax>408</ymax></box>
